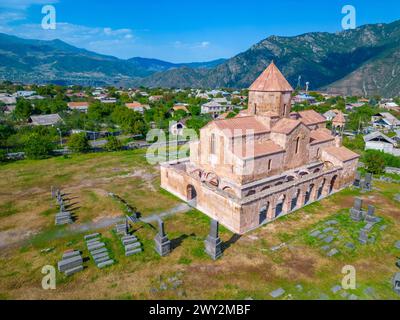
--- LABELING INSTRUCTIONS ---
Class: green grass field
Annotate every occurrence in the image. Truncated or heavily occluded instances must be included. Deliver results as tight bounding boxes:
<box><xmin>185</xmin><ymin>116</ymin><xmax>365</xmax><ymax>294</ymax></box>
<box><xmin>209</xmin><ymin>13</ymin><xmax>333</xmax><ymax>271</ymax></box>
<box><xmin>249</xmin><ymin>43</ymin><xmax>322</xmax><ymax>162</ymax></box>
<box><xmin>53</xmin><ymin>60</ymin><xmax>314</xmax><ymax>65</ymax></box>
<box><xmin>0</xmin><ymin>150</ymin><xmax>399</xmax><ymax>300</ymax></box>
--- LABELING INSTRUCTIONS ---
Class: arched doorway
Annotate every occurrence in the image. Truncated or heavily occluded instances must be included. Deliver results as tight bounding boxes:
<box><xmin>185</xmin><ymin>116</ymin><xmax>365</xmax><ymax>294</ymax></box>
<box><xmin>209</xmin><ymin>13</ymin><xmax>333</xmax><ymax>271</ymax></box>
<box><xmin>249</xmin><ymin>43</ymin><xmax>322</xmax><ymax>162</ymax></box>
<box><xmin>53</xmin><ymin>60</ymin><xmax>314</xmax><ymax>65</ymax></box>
<box><xmin>304</xmin><ymin>184</ymin><xmax>314</xmax><ymax>205</ymax></box>
<box><xmin>317</xmin><ymin>179</ymin><xmax>326</xmax><ymax>199</ymax></box>
<box><xmin>291</xmin><ymin>189</ymin><xmax>301</xmax><ymax>211</ymax></box>
<box><xmin>187</xmin><ymin>185</ymin><xmax>197</xmax><ymax>204</ymax></box>
<box><xmin>275</xmin><ymin>195</ymin><xmax>286</xmax><ymax>217</ymax></box>
<box><xmin>259</xmin><ymin>203</ymin><xmax>269</xmax><ymax>225</ymax></box>
<box><xmin>329</xmin><ymin>175</ymin><xmax>338</xmax><ymax>194</ymax></box>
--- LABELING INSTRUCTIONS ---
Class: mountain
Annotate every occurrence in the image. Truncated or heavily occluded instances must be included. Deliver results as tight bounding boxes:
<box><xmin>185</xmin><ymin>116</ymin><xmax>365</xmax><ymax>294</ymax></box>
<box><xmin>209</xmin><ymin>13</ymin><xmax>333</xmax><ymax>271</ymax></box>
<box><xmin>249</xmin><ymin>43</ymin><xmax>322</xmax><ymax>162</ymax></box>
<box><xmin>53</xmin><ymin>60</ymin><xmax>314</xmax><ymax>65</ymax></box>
<box><xmin>2</xmin><ymin>20</ymin><xmax>400</xmax><ymax>96</ymax></box>
<box><xmin>0</xmin><ymin>33</ymin><xmax>225</xmax><ymax>86</ymax></box>
<box><xmin>136</xmin><ymin>20</ymin><xmax>400</xmax><ymax>97</ymax></box>
<box><xmin>127</xmin><ymin>57</ymin><xmax>226</xmax><ymax>73</ymax></box>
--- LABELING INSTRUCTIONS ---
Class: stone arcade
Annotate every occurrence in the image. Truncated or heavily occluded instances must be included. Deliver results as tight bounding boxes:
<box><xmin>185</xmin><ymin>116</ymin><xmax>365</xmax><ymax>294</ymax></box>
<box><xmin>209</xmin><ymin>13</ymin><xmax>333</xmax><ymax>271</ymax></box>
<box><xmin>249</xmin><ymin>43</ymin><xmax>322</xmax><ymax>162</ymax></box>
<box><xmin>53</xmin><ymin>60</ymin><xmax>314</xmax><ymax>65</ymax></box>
<box><xmin>161</xmin><ymin>62</ymin><xmax>359</xmax><ymax>234</ymax></box>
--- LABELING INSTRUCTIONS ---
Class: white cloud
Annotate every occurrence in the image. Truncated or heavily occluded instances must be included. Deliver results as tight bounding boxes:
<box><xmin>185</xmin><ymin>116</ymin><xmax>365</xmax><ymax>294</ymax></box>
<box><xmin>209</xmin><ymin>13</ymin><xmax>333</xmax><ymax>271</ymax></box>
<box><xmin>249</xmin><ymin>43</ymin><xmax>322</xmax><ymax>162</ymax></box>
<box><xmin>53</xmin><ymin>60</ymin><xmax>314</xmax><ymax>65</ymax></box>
<box><xmin>173</xmin><ymin>40</ymin><xmax>211</xmax><ymax>49</ymax></box>
<box><xmin>0</xmin><ymin>0</ymin><xmax>58</xmax><ymax>10</ymax></box>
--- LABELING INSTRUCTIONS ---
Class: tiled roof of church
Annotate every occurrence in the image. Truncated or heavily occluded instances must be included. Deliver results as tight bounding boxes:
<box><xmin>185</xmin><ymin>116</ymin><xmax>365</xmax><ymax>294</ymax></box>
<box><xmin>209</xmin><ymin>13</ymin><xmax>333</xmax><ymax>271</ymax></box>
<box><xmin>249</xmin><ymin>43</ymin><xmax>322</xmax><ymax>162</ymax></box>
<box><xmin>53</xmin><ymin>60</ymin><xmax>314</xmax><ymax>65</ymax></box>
<box><xmin>213</xmin><ymin>116</ymin><xmax>270</xmax><ymax>136</ymax></box>
<box><xmin>232</xmin><ymin>140</ymin><xmax>284</xmax><ymax>159</ymax></box>
<box><xmin>310</xmin><ymin>128</ymin><xmax>335</xmax><ymax>144</ymax></box>
<box><xmin>323</xmin><ymin>146</ymin><xmax>360</xmax><ymax>162</ymax></box>
<box><xmin>249</xmin><ymin>62</ymin><xmax>294</xmax><ymax>92</ymax></box>
<box><xmin>297</xmin><ymin>110</ymin><xmax>326</xmax><ymax>125</ymax></box>
<box><xmin>271</xmin><ymin>118</ymin><xmax>303</xmax><ymax>134</ymax></box>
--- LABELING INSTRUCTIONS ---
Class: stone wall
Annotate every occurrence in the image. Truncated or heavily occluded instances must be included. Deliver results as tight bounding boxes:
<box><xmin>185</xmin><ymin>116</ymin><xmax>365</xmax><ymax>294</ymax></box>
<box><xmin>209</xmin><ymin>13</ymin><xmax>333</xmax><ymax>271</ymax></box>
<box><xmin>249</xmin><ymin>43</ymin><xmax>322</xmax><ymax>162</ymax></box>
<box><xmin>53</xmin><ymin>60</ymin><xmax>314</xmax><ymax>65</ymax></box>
<box><xmin>248</xmin><ymin>91</ymin><xmax>292</xmax><ymax>117</ymax></box>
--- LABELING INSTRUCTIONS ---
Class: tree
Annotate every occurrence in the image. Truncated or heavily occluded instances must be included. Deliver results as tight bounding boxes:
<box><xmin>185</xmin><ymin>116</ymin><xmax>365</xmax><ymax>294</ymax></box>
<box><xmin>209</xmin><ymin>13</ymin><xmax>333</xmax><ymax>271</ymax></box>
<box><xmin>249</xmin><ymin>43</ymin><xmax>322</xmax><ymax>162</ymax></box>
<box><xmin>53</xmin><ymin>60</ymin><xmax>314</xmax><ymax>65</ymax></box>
<box><xmin>364</xmin><ymin>150</ymin><xmax>385</xmax><ymax>175</ymax></box>
<box><xmin>67</xmin><ymin>133</ymin><xmax>90</xmax><ymax>153</ymax></box>
<box><xmin>23</xmin><ymin>132</ymin><xmax>55</xmax><ymax>159</ymax></box>
<box><xmin>111</xmin><ymin>107</ymin><xmax>147</xmax><ymax>135</ymax></box>
<box><xmin>14</xmin><ymin>99</ymin><xmax>33</xmax><ymax>120</ymax></box>
<box><xmin>0</xmin><ymin>149</ymin><xmax>7</xmax><ymax>163</ymax></box>
<box><xmin>104</xmin><ymin>136</ymin><xmax>123</xmax><ymax>151</ymax></box>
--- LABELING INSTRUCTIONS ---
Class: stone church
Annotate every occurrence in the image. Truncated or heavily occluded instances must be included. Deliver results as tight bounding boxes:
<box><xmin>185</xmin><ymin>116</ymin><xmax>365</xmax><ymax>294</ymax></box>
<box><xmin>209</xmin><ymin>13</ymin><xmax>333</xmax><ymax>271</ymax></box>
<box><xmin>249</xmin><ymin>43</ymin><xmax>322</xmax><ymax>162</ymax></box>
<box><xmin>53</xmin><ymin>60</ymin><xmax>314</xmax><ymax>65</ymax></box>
<box><xmin>160</xmin><ymin>62</ymin><xmax>359</xmax><ymax>234</ymax></box>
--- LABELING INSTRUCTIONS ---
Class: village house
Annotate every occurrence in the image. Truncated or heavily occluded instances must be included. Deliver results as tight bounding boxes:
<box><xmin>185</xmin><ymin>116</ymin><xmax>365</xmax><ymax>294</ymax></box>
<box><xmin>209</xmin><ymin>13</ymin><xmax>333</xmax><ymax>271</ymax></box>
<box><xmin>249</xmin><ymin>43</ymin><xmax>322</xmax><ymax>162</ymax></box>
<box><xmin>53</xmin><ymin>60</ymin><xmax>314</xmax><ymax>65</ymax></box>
<box><xmin>29</xmin><ymin>114</ymin><xmax>63</xmax><ymax>126</ymax></box>
<box><xmin>379</xmin><ymin>101</ymin><xmax>400</xmax><ymax>112</ymax></box>
<box><xmin>67</xmin><ymin>102</ymin><xmax>89</xmax><ymax>112</ymax></box>
<box><xmin>161</xmin><ymin>62</ymin><xmax>359</xmax><ymax>234</ymax></box>
<box><xmin>364</xmin><ymin>131</ymin><xmax>400</xmax><ymax>156</ymax></box>
<box><xmin>201</xmin><ymin>100</ymin><xmax>229</xmax><ymax>118</ymax></box>
<box><xmin>371</xmin><ymin>112</ymin><xmax>400</xmax><ymax>130</ymax></box>
<box><xmin>149</xmin><ymin>95</ymin><xmax>163</xmax><ymax>102</ymax></box>
<box><xmin>125</xmin><ymin>102</ymin><xmax>149</xmax><ymax>114</ymax></box>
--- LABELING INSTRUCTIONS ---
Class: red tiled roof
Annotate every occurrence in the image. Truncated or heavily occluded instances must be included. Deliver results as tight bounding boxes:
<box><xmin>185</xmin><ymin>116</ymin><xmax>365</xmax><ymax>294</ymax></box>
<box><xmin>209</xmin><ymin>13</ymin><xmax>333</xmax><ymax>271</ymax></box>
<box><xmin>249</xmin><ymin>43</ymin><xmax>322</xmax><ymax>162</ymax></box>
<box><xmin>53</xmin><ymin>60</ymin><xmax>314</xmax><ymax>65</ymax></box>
<box><xmin>323</xmin><ymin>146</ymin><xmax>360</xmax><ymax>162</ymax></box>
<box><xmin>67</xmin><ymin>102</ymin><xmax>89</xmax><ymax>108</ymax></box>
<box><xmin>126</xmin><ymin>102</ymin><xmax>142</xmax><ymax>108</ymax></box>
<box><xmin>272</xmin><ymin>118</ymin><xmax>303</xmax><ymax>135</ymax></box>
<box><xmin>298</xmin><ymin>110</ymin><xmax>326</xmax><ymax>125</ymax></box>
<box><xmin>212</xmin><ymin>116</ymin><xmax>270</xmax><ymax>137</ymax></box>
<box><xmin>310</xmin><ymin>128</ymin><xmax>335</xmax><ymax>144</ymax></box>
<box><xmin>332</xmin><ymin>111</ymin><xmax>346</xmax><ymax>123</ymax></box>
<box><xmin>249</xmin><ymin>62</ymin><xmax>294</xmax><ymax>92</ymax></box>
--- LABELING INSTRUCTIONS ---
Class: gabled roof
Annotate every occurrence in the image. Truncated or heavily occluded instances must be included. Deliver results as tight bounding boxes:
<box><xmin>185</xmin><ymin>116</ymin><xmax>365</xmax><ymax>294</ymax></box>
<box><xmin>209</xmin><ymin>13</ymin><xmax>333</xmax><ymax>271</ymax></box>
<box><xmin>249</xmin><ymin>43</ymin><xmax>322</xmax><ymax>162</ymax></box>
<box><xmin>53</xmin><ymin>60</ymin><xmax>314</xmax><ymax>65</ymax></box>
<box><xmin>364</xmin><ymin>131</ymin><xmax>396</xmax><ymax>145</ymax></box>
<box><xmin>332</xmin><ymin>111</ymin><xmax>346</xmax><ymax>123</ymax></box>
<box><xmin>210</xmin><ymin>115</ymin><xmax>270</xmax><ymax>137</ymax></box>
<box><xmin>323</xmin><ymin>146</ymin><xmax>360</xmax><ymax>162</ymax></box>
<box><xmin>272</xmin><ymin>118</ymin><xmax>304</xmax><ymax>135</ymax></box>
<box><xmin>29</xmin><ymin>114</ymin><xmax>63</xmax><ymax>126</ymax></box>
<box><xmin>310</xmin><ymin>128</ymin><xmax>335</xmax><ymax>145</ymax></box>
<box><xmin>297</xmin><ymin>110</ymin><xmax>326</xmax><ymax>126</ymax></box>
<box><xmin>249</xmin><ymin>62</ymin><xmax>294</xmax><ymax>92</ymax></box>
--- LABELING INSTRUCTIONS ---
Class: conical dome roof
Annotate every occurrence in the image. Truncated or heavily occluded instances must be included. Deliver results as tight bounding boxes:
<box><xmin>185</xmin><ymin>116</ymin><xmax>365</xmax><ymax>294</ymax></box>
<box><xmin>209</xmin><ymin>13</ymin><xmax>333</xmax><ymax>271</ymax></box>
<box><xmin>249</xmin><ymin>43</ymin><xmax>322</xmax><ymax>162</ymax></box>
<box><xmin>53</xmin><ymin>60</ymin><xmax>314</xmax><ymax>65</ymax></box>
<box><xmin>249</xmin><ymin>61</ymin><xmax>294</xmax><ymax>92</ymax></box>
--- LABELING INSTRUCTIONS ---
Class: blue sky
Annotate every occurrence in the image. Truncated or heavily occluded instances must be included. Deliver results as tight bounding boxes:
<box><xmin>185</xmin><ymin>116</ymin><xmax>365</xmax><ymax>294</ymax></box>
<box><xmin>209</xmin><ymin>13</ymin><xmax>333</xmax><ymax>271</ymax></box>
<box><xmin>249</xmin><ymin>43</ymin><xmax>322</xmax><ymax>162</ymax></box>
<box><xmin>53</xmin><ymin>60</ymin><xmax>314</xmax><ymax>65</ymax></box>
<box><xmin>0</xmin><ymin>0</ymin><xmax>399</xmax><ymax>62</ymax></box>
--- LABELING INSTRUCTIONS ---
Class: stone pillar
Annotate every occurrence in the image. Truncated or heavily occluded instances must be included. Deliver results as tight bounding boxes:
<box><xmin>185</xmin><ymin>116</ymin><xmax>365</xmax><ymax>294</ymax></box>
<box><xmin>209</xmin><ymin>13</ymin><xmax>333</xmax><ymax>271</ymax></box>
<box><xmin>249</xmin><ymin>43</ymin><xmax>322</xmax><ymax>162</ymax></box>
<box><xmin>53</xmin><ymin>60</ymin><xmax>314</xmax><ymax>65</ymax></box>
<box><xmin>282</xmin><ymin>194</ymin><xmax>291</xmax><ymax>214</ymax></box>
<box><xmin>154</xmin><ymin>218</ymin><xmax>171</xmax><ymax>257</ymax></box>
<box><xmin>204</xmin><ymin>219</ymin><xmax>222</xmax><ymax>260</ymax></box>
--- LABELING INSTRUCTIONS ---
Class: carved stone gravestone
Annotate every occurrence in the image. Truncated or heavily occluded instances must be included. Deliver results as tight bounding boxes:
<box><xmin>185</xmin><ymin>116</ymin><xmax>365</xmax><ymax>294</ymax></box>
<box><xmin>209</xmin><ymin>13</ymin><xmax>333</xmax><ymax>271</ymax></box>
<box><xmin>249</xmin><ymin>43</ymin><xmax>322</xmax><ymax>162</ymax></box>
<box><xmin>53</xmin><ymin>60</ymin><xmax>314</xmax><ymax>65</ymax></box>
<box><xmin>353</xmin><ymin>172</ymin><xmax>361</xmax><ymax>188</ymax></box>
<box><xmin>363</xmin><ymin>173</ymin><xmax>373</xmax><ymax>191</ymax></box>
<box><xmin>359</xmin><ymin>229</ymin><xmax>368</xmax><ymax>245</ymax></box>
<box><xmin>350</xmin><ymin>198</ymin><xmax>364</xmax><ymax>221</ymax></box>
<box><xmin>154</xmin><ymin>218</ymin><xmax>171</xmax><ymax>257</ymax></box>
<box><xmin>365</xmin><ymin>205</ymin><xmax>377</xmax><ymax>223</ymax></box>
<box><xmin>204</xmin><ymin>219</ymin><xmax>222</xmax><ymax>260</ymax></box>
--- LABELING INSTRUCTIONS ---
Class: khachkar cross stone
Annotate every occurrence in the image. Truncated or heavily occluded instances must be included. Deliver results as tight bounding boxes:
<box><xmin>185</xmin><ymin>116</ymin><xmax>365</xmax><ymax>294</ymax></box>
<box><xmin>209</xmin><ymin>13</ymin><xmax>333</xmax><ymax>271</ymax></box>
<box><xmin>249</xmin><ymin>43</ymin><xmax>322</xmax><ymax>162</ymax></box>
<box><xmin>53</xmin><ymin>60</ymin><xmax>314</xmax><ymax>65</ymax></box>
<box><xmin>362</xmin><ymin>173</ymin><xmax>373</xmax><ymax>191</ymax></box>
<box><xmin>350</xmin><ymin>197</ymin><xmax>364</xmax><ymax>221</ymax></box>
<box><xmin>204</xmin><ymin>219</ymin><xmax>223</xmax><ymax>260</ymax></box>
<box><xmin>353</xmin><ymin>172</ymin><xmax>361</xmax><ymax>188</ymax></box>
<box><xmin>365</xmin><ymin>205</ymin><xmax>376</xmax><ymax>223</ymax></box>
<box><xmin>154</xmin><ymin>218</ymin><xmax>171</xmax><ymax>257</ymax></box>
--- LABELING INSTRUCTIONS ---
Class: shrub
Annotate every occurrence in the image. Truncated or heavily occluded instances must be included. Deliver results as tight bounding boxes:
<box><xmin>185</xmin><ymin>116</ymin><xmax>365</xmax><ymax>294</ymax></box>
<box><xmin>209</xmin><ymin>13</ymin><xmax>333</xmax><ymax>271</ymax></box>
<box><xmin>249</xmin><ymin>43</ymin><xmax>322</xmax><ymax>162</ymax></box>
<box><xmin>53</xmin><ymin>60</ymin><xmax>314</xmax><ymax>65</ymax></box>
<box><xmin>23</xmin><ymin>132</ymin><xmax>55</xmax><ymax>159</ymax></box>
<box><xmin>67</xmin><ymin>133</ymin><xmax>90</xmax><ymax>153</ymax></box>
<box><xmin>104</xmin><ymin>136</ymin><xmax>122</xmax><ymax>151</ymax></box>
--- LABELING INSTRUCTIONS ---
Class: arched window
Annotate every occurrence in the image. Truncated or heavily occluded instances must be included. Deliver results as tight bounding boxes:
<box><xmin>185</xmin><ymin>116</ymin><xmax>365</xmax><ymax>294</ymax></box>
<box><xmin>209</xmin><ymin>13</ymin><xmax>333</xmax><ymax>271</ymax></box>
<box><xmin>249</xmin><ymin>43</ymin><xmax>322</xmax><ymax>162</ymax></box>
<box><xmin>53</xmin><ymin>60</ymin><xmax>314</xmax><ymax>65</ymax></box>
<box><xmin>268</xmin><ymin>159</ymin><xmax>272</xmax><ymax>171</ymax></box>
<box><xmin>316</xmin><ymin>148</ymin><xmax>321</xmax><ymax>158</ymax></box>
<box><xmin>295</xmin><ymin>137</ymin><xmax>300</xmax><ymax>154</ymax></box>
<box><xmin>210</xmin><ymin>133</ymin><xmax>216</xmax><ymax>154</ymax></box>
<box><xmin>283</xmin><ymin>104</ymin><xmax>287</xmax><ymax>116</ymax></box>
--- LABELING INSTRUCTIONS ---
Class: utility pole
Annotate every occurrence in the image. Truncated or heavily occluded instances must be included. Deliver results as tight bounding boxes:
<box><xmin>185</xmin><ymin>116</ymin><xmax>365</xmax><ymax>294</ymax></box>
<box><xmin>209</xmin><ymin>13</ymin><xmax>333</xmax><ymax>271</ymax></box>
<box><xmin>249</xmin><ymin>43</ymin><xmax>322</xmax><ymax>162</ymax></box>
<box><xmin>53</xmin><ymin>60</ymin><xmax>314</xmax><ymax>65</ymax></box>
<box><xmin>57</xmin><ymin>128</ymin><xmax>63</xmax><ymax>147</ymax></box>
